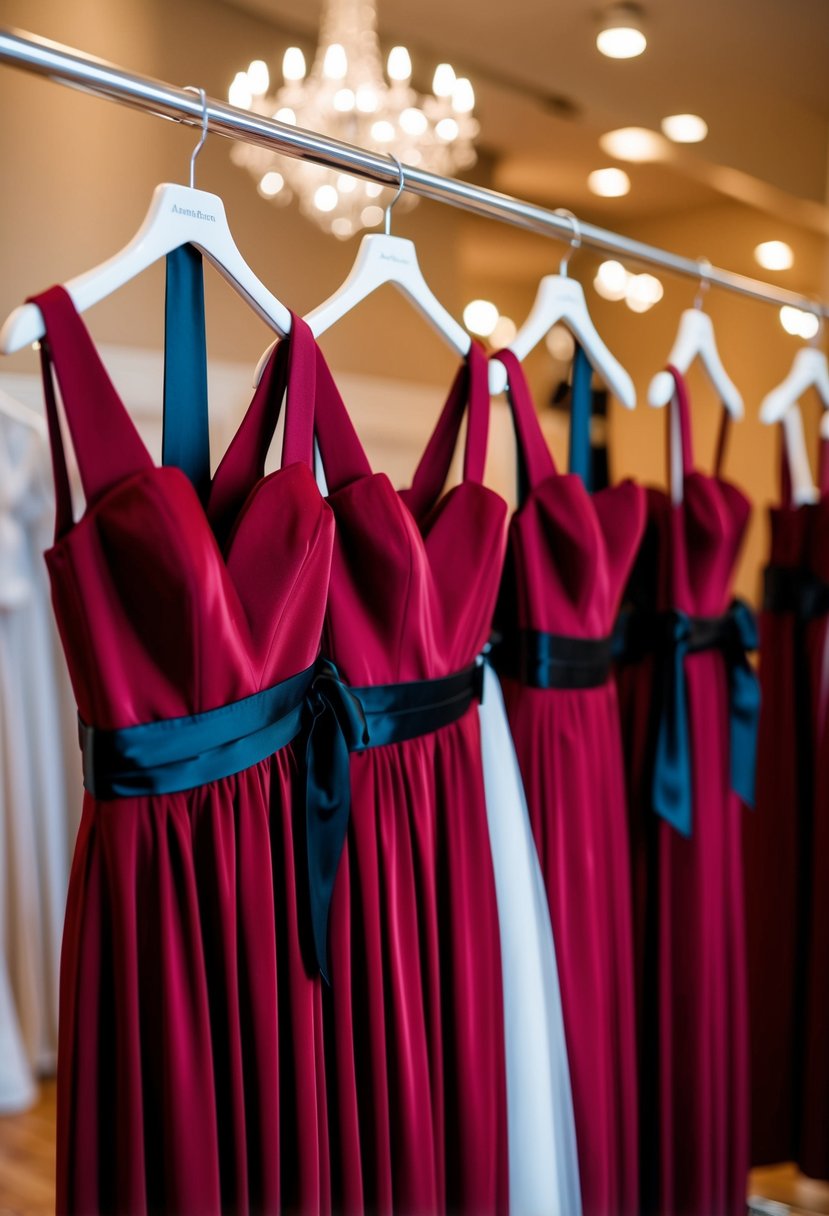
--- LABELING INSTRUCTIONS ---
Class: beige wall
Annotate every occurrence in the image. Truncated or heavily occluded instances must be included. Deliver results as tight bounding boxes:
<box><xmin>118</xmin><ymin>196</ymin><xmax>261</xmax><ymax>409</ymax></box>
<box><xmin>2</xmin><ymin>0</ymin><xmax>829</xmax><ymax>604</ymax></box>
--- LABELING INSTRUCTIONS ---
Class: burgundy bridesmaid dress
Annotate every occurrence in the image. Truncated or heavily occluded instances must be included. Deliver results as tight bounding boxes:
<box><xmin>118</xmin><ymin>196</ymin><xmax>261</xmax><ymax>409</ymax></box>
<box><xmin>743</xmin><ymin>432</ymin><xmax>822</xmax><ymax>1167</ymax></box>
<box><xmin>797</xmin><ymin>452</ymin><xmax>829</xmax><ymax>1181</ymax></box>
<box><xmin>311</xmin><ymin>342</ymin><xmax>509</xmax><ymax>1215</ymax></box>
<box><xmin>616</xmin><ymin>368</ymin><xmax>756</xmax><ymax>1216</ymax></box>
<box><xmin>32</xmin><ymin>275</ymin><xmax>336</xmax><ymax>1215</ymax></box>
<box><xmin>490</xmin><ymin>349</ymin><xmax>643</xmax><ymax>1216</ymax></box>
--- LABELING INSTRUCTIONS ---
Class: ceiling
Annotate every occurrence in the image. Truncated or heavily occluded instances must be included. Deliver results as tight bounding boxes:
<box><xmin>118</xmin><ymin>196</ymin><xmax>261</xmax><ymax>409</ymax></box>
<box><xmin>222</xmin><ymin>0</ymin><xmax>829</xmax><ymax>226</ymax></box>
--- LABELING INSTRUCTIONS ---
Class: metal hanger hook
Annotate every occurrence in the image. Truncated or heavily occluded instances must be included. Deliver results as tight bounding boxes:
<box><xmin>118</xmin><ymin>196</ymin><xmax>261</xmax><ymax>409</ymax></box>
<box><xmin>693</xmin><ymin>257</ymin><xmax>712</xmax><ymax>310</ymax></box>
<box><xmin>384</xmin><ymin>154</ymin><xmax>405</xmax><ymax>235</ymax></box>
<box><xmin>553</xmin><ymin>208</ymin><xmax>582</xmax><ymax>277</ymax></box>
<box><xmin>808</xmin><ymin>297</ymin><xmax>826</xmax><ymax>349</ymax></box>
<box><xmin>183</xmin><ymin>85</ymin><xmax>208</xmax><ymax>189</ymax></box>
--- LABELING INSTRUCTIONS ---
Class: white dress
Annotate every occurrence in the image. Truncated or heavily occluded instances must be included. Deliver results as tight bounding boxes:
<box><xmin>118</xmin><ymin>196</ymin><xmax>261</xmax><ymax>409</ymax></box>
<box><xmin>0</xmin><ymin>405</ymin><xmax>77</xmax><ymax>1086</ymax></box>
<box><xmin>479</xmin><ymin>661</ymin><xmax>582</xmax><ymax>1216</ymax></box>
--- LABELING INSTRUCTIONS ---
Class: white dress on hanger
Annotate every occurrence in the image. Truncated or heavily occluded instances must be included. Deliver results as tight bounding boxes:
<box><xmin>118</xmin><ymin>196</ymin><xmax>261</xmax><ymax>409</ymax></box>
<box><xmin>479</xmin><ymin>661</ymin><xmax>582</xmax><ymax>1216</ymax></box>
<box><xmin>0</xmin><ymin>407</ymin><xmax>75</xmax><ymax>1078</ymax></box>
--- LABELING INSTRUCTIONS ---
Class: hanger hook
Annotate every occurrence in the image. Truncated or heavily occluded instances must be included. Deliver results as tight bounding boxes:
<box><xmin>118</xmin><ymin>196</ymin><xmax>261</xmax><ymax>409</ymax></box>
<box><xmin>384</xmin><ymin>154</ymin><xmax>405</xmax><ymax>235</ymax></box>
<box><xmin>183</xmin><ymin>85</ymin><xmax>209</xmax><ymax>189</ymax></box>
<box><xmin>693</xmin><ymin>257</ymin><xmax>712</xmax><ymax>310</ymax></box>
<box><xmin>807</xmin><ymin>297</ymin><xmax>826</xmax><ymax>349</ymax></box>
<box><xmin>554</xmin><ymin>209</ymin><xmax>582</xmax><ymax>277</ymax></box>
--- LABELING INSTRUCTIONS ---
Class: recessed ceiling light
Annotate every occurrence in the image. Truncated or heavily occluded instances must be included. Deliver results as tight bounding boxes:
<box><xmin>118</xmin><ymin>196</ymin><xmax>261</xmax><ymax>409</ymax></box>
<box><xmin>596</xmin><ymin>3</ymin><xmax>647</xmax><ymax>58</ymax></box>
<box><xmin>780</xmin><ymin>305</ymin><xmax>819</xmax><ymax>339</ymax></box>
<box><xmin>463</xmin><ymin>299</ymin><xmax>499</xmax><ymax>337</ymax></box>
<box><xmin>661</xmin><ymin>113</ymin><xmax>708</xmax><ymax>143</ymax></box>
<box><xmin>599</xmin><ymin>126</ymin><xmax>665</xmax><ymax>163</ymax></box>
<box><xmin>588</xmin><ymin>167</ymin><xmax>631</xmax><ymax>197</ymax></box>
<box><xmin>755</xmin><ymin>240</ymin><xmax>794</xmax><ymax>271</ymax></box>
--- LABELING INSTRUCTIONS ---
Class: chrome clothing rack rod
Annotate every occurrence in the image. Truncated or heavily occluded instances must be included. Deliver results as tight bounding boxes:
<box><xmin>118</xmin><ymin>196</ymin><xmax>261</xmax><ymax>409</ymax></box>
<box><xmin>1</xmin><ymin>26</ymin><xmax>826</xmax><ymax>317</ymax></box>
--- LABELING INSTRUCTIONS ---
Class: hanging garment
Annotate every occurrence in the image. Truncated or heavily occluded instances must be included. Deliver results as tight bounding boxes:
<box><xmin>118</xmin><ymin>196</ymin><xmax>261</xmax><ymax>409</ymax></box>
<box><xmin>743</xmin><ymin>427</ymin><xmax>822</xmax><ymax>1167</ymax></box>
<box><xmin>797</xmin><ymin>451</ymin><xmax>829</xmax><ymax>1181</ymax></box>
<box><xmin>304</xmin><ymin>342</ymin><xmax>509</xmax><ymax>1215</ymax></box>
<box><xmin>477</xmin><ymin>662</ymin><xmax>583</xmax><ymax>1216</ymax></box>
<box><xmin>32</xmin><ymin>263</ymin><xmax>337</xmax><ymax>1215</ymax></box>
<box><xmin>490</xmin><ymin>349</ymin><xmax>643</xmax><ymax>1216</ymax></box>
<box><xmin>0</xmin><ymin>407</ymin><xmax>70</xmax><ymax>1084</ymax></box>
<box><xmin>616</xmin><ymin>367</ymin><xmax>756</xmax><ymax>1216</ymax></box>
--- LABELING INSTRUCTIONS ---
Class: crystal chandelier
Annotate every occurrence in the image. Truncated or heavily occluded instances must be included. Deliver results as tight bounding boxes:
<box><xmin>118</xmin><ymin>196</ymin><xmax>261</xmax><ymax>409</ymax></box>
<box><xmin>228</xmin><ymin>0</ymin><xmax>479</xmax><ymax>239</ymax></box>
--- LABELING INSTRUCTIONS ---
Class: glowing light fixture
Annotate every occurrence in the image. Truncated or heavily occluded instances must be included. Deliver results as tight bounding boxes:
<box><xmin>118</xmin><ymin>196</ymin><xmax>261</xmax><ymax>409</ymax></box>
<box><xmin>230</xmin><ymin>0</ymin><xmax>478</xmax><ymax>237</ymax></box>
<box><xmin>596</xmin><ymin>4</ymin><xmax>647</xmax><ymax>59</ymax></box>
<box><xmin>755</xmin><ymin>241</ymin><xmax>794</xmax><ymax>271</ymax></box>
<box><xmin>463</xmin><ymin>299</ymin><xmax>499</xmax><ymax>337</ymax></box>
<box><xmin>625</xmin><ymin>272</ymin><xmax>663</xmax><ymax>312</ymax></box>
<box><xmin>780</xmin><ymin>306</ymin><xmax>819</xmax><ymax>339</ymax></box>
<box><xmin>661</xmin><ymin>113</ymin><xmax>708</xmax><ymax>143</ymax></box>
<box><xmin>599</xmin><ymin>126</ymin><xmax>665</xmax><ymax>163</ymax></box>
<box><xmin>594</xmin><ymin>260</ymin><xmax>630</xmax><ymax>301</ymax></box>
<box><xmin>490</xmin><ymin>315</ymin><xmax>517</xmax><ymax>348</ymax></box>
<box><xmin>588</xmin><ymin>167</ymin><xmax>631</xmax><ymax>197</ymax></box>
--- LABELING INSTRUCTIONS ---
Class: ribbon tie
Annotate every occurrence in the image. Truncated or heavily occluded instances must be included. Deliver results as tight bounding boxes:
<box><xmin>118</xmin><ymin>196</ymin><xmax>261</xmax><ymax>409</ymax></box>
<box><xmin>304</xmin><ymin>658</ymin><xmax>369</xmax><ymax>983</ymax></box>
<box><xmin>653</xmin><ymin>598</ymin><xmax>760</xmax><ymax>837</ymax></box>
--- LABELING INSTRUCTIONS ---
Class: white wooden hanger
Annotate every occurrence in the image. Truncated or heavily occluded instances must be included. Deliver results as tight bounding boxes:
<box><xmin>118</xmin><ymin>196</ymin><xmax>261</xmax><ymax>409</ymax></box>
<box><xmin>648</xmin><ymin>262</ymin><xmax>743</xmax><ymax>417</ymax></box>
<box><xmin>487</xmin><ymin>210</ymin><xmax>636</xmax><ymax>406</ymax></box>
<box><xmin>779</xmin><ymin>404</ymin><xmax>819</xmax><ymax>505</ymax></box>
<box><xmin>254</xmin><ymin>156</ymin><xmax>470</xmax><ymax>383</ymax></box>
<box><xmin>759</xmin><ymin>316</ymin><xmax>829</xmax><ymax>426</ymax></box>
<box><xmin>0</xmin><ymin>88</ymin><xmax>292</xmax><ymax>355</ymax></box>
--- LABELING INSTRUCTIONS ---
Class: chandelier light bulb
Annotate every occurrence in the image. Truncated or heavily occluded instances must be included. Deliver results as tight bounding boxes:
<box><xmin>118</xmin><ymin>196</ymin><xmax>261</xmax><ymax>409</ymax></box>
<box><xmin>274</xmin><ymin>106</ymin><xmax>297</xmax><ymax>125</ymax></box>
<box><xmin>625</xmin><ymin>272</ymin><xmax>663</xmax><ymax>311</ymax></box>
<box><xmin>314</xmin><ymin>184</ymin><xmax>339</xmax><ymax>212</ymax></box>
<box><xmin>661</xmin><ymin>113</ymin><xmax>708</xmax><ymax>143</ymax></box>
<box><xmin>355</xmin><ymin>83</ymin><xmax>379</xmax><ymax>113</ymax></box>
<box><xmin>387</xmin><ymin>46</ymin><xmax>412</xmax><ymax>82</ymax></box>
<box><xmin>371</xmin><ymin>119</ymin><xmax>396</xmax><ymax>142</ymax></box>
<box><xmin>546</xmin><ymin>324</ymin><xmax>576</xmax><ymax>362</ymax></box>
<box><xmin>432</xmin><ymin>63</ymin><xmax>457</xmax><ymax>98</ymax></box>
<box><xmin>333</xmin><ymin>87</ymin><xmax>356</xmax><ymax>112</ymax></box>
<box><xmin>588</xmin><ymin>167</ymin><xmax>631</xmax><ymax>197</ymax></box>
<box><xmin>282</xmin><ymin>47</ymin><xmax>307</xmax><ymax>82</ymax></box>
<box><xmin>596</xmin><ymin>3</ymin><xmax>647</xmax><ymax>58</ymax></box>
<box><xmin>754</xmin><ymin>240</ymin><xmax>794</xmax><ymax>271</ymax></box>
<box><xmin>322</xmin><ymin>42</ymin><xmax>348</xmax><ymax>80</ymax></box>
<box><xmin>246</xmin><ymin>60</ymin><xmax>270</xmax><ymax>96</ymax></box>
<box><xmin>399</xmin><ymin>106</ymin><xmax>428</xmax><ymax>135</ymax></box>
<box><xmin>436</xmin><ymin>117</ymin><xmax>460</xmax><ymax>142</ymax></box>
<box><xmin>490</xmin><ymin>315</ymin><xmax>517</xmax><ymax>347</ymax></box>
<box><xmin>337</xmin><ymin>173</ymin><xmax>357</xmax><ymax>194</ymax></box>
<box><xmin>331</xmin><ymin>217</ymin><xmax>354</xmax><ymax>239</ymax></box>
<box><xmin>463</xmin><ymin>299</ymin><xmax>499</xmax><ymax>338</ymax></box>
<box><xmin>228</xmin><ymin>72</ymin><xmax>253</xmax><ymax>109</ymax></box>
<box><xmin>361</xmin><ymin>205</ymin><xmax>385</xmax><ymax>227</ymax></box>
<box><xmin>451</xmin><ymin>77</ymin><xmax>475</xmax><ymax>114</ymax></box>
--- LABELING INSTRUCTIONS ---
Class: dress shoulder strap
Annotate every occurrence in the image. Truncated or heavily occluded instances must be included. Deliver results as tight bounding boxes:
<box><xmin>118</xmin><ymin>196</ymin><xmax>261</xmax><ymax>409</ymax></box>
<box><xmin>490</xmin><ymin>349</ymin><xmax>556</xmax><ymax>502</ymax></box>
<box><xmin>406</xmin><ymin>341</ymin><xmax>492</xmax><ymax>518</ymax></box>
<box><xmin>29</xmin><ymin>286</ymin><xmax>154</xmax><ymax>539</ymax></box>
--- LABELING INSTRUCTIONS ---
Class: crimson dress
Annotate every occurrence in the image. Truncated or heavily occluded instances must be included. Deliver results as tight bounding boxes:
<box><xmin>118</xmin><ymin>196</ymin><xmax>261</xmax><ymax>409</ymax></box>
<box><xmin>33</xmin><ymin>281</ymin><xmax>335</xmax><ymax>1215</ymax></box>
<box><xmin>311</xmin><ymin>341</ymin><xmax>509</xmax><ymax>1215</ymax></box>
<box><xmin>743</xmin><ymin>433</ymin><xmax>822</xmax><ymax>1167</ymax></box>
<box><xmin>491</xmin><ymin>350</ymin><xmax>643</xmax><ymax>1216</ymax></box>
<box><xmin>616</xmin><ymin>369</ymin><xmax>754</xmax><ymax>1216</ymax></box>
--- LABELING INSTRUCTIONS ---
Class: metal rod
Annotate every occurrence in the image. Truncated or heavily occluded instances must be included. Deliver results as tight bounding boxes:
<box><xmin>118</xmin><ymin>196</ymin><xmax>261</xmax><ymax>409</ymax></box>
<box><xmin>1</xmin><ymin>25</ymin><xmax>826</xmax><ymax>317</ymax></box>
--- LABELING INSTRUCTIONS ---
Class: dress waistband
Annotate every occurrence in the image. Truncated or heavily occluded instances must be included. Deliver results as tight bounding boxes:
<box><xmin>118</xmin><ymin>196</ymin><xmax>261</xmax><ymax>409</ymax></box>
<box><xmin>80</xmin><ymin>663</ymin><xmax>316</xmax><ymax>800</ymax></box>
<box><xmin>490</xmin><ymin>628</ymin><xmax>613</xmax><ymax>689</ymax></box>
<box><xmin>763</xmin><ymin>565</ymin><xmax>829</xmax><ymax>619</ymax></box>
<box><xmin>80</xmin><ymin>657</ymin><xmax>484</xmax><ymax>983</ymax></box>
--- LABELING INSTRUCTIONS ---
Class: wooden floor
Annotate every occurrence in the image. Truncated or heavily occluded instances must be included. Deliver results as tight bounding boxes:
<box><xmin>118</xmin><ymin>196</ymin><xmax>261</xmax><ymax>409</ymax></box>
<box><xmin>1</xmin><ymin>1080</ymin><xmax>828</xmax><ymax>1215</ymax></box>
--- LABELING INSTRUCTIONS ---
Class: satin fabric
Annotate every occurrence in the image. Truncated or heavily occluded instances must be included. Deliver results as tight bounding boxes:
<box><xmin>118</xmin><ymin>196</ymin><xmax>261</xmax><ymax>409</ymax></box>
<box><xmin>796</xmin><ymin>453</ymin><xmax>829</xmax><ymax>1181</ymax></box>
<box><xmin>616</xmin><ymin>368</ymin><xmax>750</xmax><ymax>1216</ymax></box>
<box><xmin>33</xmin><ymin>286</ymin><xmax>336</xmax><ymax>1215</ymax></box>
<box><xmin>743</xmin><ymin>434</ymin><xmax>818</xmax><ymax>1167</ymax></box>
<box><xmin>492</xmin><ymin>350</ymin><xmax>643</xmax><ymax>1216</ymax></box>
<box><xmin>307</xmin><ymin>340</ymin><xmax>509</xmax><ymax>1214</ymax></box>
<box><xmin>478</xmin><ymin>662</ymin><xmax>583</xmax><ymax>1216</ymax></box>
